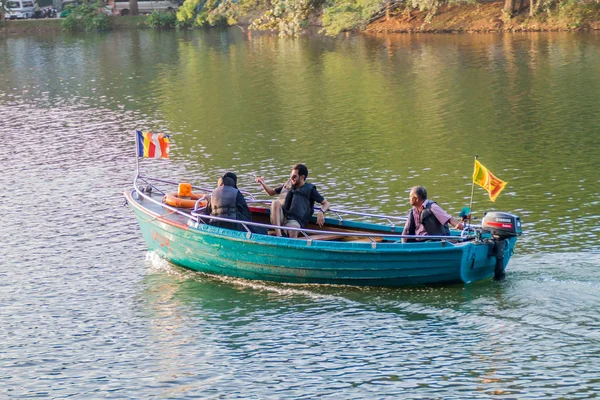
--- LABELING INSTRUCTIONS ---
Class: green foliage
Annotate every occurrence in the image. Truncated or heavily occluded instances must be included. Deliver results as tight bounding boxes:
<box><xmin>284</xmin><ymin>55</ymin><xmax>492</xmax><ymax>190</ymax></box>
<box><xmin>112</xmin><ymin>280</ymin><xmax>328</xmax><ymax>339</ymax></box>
<box><xmin>146</xmin><ymin>10</ymin><xmax>178</xmax><ymax>28</ymax></box>
<box><xmin>209</xmin><ymin>0</ymin><xmax>239</xmax><ymax>25</ymax></box>
<box><xmin>250</xmin><ymin>0</ymin><xmax>325</xmax><ymax>36</ymax></box>
<box><xmin>171</xmin><ymin>0</ymin><xmax>600</xmax><ymax>35</ymax></box>
<box><xmin>177</xmin><ymin>0</ymin><xmax>202</xmax><ymax>27</ymax></box>
<box><xmin>177</xmin><ymin>0</ymin><xmax>239</xmax><ymax>28</ymax></box>
<box><xmin>321</xmin><ymin>0</ymin><xmax>381</xmax><ymax>35</ymax></box>
<box><xmin>61</xmin><ymin>2</ymin><xmax>111</xmax><ymax>32</ymax></box>
<box><xmin>553</xmin><ymin>0</ymin><xmax>599</xmax><ymax>27</ymax></box>
<box><xmin>238</xmin><ymin>0</ymin><xmax>270</xmax><ymax>13</ymax></box>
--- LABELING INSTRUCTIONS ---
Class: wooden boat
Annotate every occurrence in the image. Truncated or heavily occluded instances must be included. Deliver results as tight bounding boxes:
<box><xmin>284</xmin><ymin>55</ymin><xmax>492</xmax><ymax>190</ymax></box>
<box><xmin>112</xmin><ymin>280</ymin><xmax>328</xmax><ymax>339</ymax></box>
<box><xmin>125</xmin><ymin>174</ymin><xmax>522</xmax><ymax>287</ymax></box>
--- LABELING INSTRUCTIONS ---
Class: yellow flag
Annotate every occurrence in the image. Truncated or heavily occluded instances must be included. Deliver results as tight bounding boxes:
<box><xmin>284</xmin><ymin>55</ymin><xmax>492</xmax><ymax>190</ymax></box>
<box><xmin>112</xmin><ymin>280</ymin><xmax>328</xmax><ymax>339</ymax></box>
<box><xmin>473</xmin><ymin>160</ymin><xmax>508</xmax><ymax>202</ymax></box>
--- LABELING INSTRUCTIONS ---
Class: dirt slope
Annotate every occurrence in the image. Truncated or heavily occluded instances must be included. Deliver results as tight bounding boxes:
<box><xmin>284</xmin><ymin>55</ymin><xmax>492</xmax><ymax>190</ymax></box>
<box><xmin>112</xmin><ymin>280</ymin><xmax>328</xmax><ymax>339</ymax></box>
<box><xmin>367</xmin><ymin>1</ymin><xmax>600</xmax><ymax>33</ymax></box>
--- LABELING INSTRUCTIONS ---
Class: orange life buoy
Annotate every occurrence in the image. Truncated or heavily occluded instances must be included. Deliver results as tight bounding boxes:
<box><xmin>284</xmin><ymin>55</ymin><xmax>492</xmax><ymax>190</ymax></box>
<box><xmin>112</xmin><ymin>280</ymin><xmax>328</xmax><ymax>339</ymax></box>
<box><xmin>163</xmin><ymin>192</ymin><xmax>207</xmax><ymax>209</ymax></box>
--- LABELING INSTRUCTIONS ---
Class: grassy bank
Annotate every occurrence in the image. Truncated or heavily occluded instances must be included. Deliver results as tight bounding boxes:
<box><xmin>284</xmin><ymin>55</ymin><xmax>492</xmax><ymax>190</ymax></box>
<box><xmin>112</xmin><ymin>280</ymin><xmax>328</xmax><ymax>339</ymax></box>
<box><xmin>1</xmin><ymin>18</ymin><xmax>62</xmax><ymax>33</ymax></box>
<box><xmin>0</xmin><ymin>15</ymin><xmax>147</xmax><ymax>34</ymax></box>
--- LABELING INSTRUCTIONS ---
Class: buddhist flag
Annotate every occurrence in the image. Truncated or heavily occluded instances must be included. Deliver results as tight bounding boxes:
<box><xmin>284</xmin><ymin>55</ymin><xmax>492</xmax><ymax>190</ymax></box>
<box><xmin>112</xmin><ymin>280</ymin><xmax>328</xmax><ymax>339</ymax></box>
<box><xmin>136</xmin><ymin>130</ymin><xmax>170</xmax><ymax>159</ymax></box>
<box><xmin>473</xmin><ymin>159</ymin><xmax>507</xmax><ymax>202</ymax></box>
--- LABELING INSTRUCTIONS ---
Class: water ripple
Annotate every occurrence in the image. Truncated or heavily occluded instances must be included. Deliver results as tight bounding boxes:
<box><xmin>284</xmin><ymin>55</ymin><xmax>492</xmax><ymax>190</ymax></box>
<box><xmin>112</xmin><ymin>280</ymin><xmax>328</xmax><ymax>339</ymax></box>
<box><xmin>1</xmin><ymin>30</ymin><xmax>600</xmax><ymax>398</ymax></box>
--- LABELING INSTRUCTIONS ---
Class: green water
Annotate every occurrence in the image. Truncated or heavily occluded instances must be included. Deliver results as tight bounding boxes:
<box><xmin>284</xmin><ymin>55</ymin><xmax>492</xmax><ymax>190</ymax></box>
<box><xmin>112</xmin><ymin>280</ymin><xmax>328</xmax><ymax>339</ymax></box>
<box><xmin>1</xmin><ymin>29</ymin><xmax>599</xmax><ymax>398</ymax></box>
<box><xmin>3</xmin><ymin>32</ymin><xmax>598</xmax><ymax>251</ymax></box>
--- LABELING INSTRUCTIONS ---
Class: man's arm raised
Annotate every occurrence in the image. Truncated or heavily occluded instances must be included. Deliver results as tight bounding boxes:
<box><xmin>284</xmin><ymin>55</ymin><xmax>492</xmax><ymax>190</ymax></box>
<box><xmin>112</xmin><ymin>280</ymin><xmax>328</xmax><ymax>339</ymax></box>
<box><xmin>255</xmin><ymin>176</ymin><xmax>278</xmax><ymax>196</ymax></box>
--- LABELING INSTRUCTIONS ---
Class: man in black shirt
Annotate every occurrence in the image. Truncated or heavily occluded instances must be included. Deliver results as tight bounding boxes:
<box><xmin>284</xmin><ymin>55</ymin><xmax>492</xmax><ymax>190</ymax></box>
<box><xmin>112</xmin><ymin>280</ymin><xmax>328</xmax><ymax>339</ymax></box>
<box><xmin>204</xmin><ymin>172</ymin><xmax>255</xmax><ymax>232</ymax></box>
<box><xmin>256</xmin><ymin>163</ymin><xmax>329</xmax><ymax>238</ymax></box>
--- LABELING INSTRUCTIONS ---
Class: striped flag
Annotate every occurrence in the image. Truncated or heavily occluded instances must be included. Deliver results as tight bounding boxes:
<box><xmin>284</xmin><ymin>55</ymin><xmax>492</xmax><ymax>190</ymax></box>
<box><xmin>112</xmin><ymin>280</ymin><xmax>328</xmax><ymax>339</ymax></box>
<box><xmin>473</xmin><ymin>159</ymin><xmax>507</xmax><ymax>202</ymax></box>
<box><xmin>136</xmin><ymin>130</ymin><xmax>170</xmax><ymax>159</ymax></box>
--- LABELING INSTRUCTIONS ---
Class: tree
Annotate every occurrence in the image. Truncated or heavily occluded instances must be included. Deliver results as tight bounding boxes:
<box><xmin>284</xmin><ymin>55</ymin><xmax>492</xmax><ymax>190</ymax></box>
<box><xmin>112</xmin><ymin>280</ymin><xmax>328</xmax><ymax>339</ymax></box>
<box><xmin>129</xmin><ymin>0</ymin><xmax>139</xmax><ymax>15</ymax></box>
<box><xmin>504</xmin><ymin>0</ymin><xmax>515</xmax><ymax>16</ymax></box>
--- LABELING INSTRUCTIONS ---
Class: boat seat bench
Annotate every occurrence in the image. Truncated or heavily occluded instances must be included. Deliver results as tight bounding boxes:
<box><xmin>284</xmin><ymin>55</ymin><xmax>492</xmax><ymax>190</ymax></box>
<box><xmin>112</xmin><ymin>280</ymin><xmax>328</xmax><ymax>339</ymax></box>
<box><xmin>302</xmin><ymin>233</ymin><xmax>345</xmax><ymax>241</ymax></box>
<box><xmin>266</xmin><ymin>231</ymin><xmax>346</xmax><ymax>241</ymax></box>
<box><xmin>301</xmin><ymin>234</ymin><xmax>386</xmax><ymax>242</ymax></box>
<box><xmin>266</xmin><ymin>230</ymin><xmax>387</xmax><ymax>242</ymax></box>
<box><xmin>346</xmin><ymin>236</ymin><xmax>385</xmax><ymax>243</ymax></box>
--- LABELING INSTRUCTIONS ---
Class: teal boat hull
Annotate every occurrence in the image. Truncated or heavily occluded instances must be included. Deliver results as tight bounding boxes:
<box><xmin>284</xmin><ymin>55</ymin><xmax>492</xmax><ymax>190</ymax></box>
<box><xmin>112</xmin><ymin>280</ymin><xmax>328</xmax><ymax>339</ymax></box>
<box><xmin>125</xmin><ymin>190</ymin><xmax>517</xmax><ymax>286</ymax></box>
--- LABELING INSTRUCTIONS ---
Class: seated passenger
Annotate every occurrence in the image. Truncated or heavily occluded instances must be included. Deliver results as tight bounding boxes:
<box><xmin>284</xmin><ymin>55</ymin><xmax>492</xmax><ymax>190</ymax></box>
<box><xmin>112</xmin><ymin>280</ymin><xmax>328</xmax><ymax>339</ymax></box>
<box><xmin>204</xmin><ymin>172</ymin><xmax>266</xmax><ymax>234</ymax></box>
<box><xmin>401</xmin><ymin>186</ymin><xmax>464</xmax><ymax>243</ymax></box>
<box><xmin>204</xmin><ymin>175</ymin><xmax>245</xmax><ymax>231</ymax></box>
<box><xmin>262</xmin><ymin>163</ymin><xmax>330</xmax><ymax>238</ymax></box>
<box><xmin>224</xmin><ymin>171</ymin><xmax>268</xmax><ymax>235</ymax></box>
<box><xmin>255</xmin><ymin>174</ymin><xmax>293</xmax><ymax>232</ymax></box>
<box><xmin>222</xmin><ymin>172</ymin><xmax>252</xmax><ymax>223</ymax></box>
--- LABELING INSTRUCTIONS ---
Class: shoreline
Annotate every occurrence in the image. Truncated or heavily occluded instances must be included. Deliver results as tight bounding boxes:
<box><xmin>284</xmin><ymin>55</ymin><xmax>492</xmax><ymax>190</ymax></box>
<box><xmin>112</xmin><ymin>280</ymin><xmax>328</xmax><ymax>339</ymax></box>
<box><xmin>366</xmin><ymin>2</ymin><xmax>600</xmax><ymax>34</ymax></box>
<box><xmin>0</xmin><ymin>16</ymin><xmax>146</xmax><ymax>34</ymax></box>
<box><xmin>3</xmin><ymin>2</ymin><xmax>600</xmax><ymax>35</ymax></box>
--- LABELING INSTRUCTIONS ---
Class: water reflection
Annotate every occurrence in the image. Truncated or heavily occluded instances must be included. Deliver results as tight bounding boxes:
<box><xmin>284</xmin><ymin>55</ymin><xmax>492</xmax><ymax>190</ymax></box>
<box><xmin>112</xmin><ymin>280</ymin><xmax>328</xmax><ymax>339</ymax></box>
<box><xmin>2</xmin><ymin>30</ymin><xmax>599</xmax><ymax>253</ymax></box>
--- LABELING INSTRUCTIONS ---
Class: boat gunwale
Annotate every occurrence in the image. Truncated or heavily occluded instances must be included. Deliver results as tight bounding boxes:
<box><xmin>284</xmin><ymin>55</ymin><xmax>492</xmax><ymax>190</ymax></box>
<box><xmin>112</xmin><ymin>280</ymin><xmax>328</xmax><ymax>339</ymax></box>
<box><xmin>125</xmin><ymin>186</ymin><xmax>478</xmax><ymax>247</ymax></box>
<box><xmin>137</xmin><ymin>175</ymin><xmax>412</xmax><ymax>226</ymax></box>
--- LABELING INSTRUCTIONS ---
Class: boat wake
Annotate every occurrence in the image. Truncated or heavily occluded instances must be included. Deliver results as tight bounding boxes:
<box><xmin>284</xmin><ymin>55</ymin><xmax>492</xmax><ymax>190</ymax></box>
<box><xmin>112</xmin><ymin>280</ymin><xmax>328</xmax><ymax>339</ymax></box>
<box><xmin>143</xmin><ymin>250</ymin><xmax>382</xmax><ymax>303</ymax></box>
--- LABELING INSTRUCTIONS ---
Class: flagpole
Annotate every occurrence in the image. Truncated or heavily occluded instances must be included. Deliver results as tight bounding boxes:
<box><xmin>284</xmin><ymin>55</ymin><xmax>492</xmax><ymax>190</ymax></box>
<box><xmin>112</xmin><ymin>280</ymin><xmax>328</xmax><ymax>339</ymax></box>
<box><xmin>468</xmin><ymin>154</ymin><xmax>477</xmax><ymax>224</ymax></box>
<box><xmin>135</xmin><ymin>130</ymin><xmax>140</xmax><ymax>182</ymax></box>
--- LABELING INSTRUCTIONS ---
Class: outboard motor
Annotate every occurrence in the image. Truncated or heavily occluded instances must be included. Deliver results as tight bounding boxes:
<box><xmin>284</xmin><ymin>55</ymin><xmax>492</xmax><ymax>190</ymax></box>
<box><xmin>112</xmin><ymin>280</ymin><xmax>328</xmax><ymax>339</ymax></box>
<box><xmin>482</xmin><ymin>212</ymin><xmax>522</xmax><ymax>238</ymax></box>
<box><xmin>481</xmin><ymin>212</ymin><xmax>522</xmax><ymax>281</ymax></box>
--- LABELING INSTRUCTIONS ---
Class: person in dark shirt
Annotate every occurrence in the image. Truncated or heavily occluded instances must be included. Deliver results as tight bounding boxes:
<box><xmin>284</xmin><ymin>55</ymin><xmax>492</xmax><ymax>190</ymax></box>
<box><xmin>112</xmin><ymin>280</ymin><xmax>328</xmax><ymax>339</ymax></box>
<box><xmin>221</xmin><ymin>172</ymin><xmax>252</xmax><ymax>223</ymax></box>
<box><xmin>255</xmin><ymin>174</ymin><xmax>292</xmax><ymax>236</ymax></box>
<box><xmin>204</xmin><ymin>173</ymin><xmax>254</xmax><ymax>232</ymax></box>
<box><xmin>257</xmin><ymin>163</ymin><xmax>329</xmax><ymax>238</ymax></box>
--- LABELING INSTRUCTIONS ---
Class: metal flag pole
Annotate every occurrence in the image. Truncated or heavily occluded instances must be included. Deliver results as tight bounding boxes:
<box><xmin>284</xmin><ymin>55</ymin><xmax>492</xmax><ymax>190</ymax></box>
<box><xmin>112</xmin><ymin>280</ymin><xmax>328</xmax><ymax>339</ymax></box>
<box><xmin>134</xmin><ymin>130</ymin><xmax>140</xmax><ymax>182</ymax></box>
<box><xmin>468</xmin><ymin>154</ymin><xmax>478</xmax><ymax>223</ymax></box>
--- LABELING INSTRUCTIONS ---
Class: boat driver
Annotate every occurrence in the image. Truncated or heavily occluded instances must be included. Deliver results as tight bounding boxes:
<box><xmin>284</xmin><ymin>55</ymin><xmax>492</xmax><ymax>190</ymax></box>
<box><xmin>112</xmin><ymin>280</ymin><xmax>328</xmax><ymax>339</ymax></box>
<box><xmin>401</xmin><ymin>186</ymin><xmax>464</xmax><ymax>243</ymax></box>
<box><xmin>257</xmin><ymin>163</ymin><xmax>330</xmax><ymax>238</ymax></box>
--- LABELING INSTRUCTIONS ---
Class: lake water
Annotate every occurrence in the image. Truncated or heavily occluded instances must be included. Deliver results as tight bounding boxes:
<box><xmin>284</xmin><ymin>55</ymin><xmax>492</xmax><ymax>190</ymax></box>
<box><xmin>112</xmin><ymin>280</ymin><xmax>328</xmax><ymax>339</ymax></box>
<box><xmin>1</xmin><ymin>29</ymin><xmax>599</xmax><ymax>398</ymax></box>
